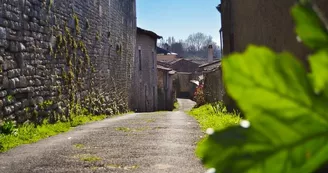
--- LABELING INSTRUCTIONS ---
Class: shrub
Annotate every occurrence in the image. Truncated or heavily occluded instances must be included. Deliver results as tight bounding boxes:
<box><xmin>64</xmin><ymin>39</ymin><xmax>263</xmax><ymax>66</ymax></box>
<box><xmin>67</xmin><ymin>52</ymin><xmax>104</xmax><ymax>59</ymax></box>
<box><xmin>0</xmin><ymin>120</ymin><xmax>17</xmax><ymax>135</ymax></box>
<box><xmin>210</xmin><ymin>101</ymin><xmax>227</xmax><ymax>114</ymax></box>
<box><xmin>193</xmin><ymin>84</ymin><xmax>205</xmax><ymax>107</ymax></box>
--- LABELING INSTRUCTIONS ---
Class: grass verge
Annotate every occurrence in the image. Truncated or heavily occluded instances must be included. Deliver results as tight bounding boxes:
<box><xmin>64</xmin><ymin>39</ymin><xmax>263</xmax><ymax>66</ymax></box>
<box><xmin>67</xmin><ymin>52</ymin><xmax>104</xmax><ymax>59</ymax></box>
<box><xmin>173</xmin><ymin>101</ymin><xmax>179</xmax><ymax>111</ymax></box>
<box><xmin>188</xmin><ymin>104</ymin><xmax>241</xmax><ymax>157</ymax></box>
<box><xmin>0</xmin><ymin>114</ymin><xmax>107</xmax><ymax>153</ymax></box>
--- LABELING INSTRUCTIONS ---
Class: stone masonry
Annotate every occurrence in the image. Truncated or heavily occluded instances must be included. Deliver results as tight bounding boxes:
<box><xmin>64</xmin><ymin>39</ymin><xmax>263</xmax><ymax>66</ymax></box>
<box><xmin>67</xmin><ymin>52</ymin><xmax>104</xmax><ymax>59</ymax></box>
<box><xmin>0</xmin><ymin>0</ymin><xmax>136</xmax><ymax>123</ymax></box>
<box><xmin>131</xmin><ymin>27</ymin><xmax>161</xmax><ymax>112</ymax></box>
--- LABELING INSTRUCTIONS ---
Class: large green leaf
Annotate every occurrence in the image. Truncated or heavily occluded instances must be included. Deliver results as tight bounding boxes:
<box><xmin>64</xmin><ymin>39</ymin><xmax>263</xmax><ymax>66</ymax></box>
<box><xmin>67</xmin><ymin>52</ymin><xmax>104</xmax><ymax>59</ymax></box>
<box><xmin>198</xmin><ymin>46</ymin><xmax>328</xmax><ymax>173</ymax></box>
<box><xmin>309</xmin><ymin>50</ymin><xmax>328</xmax><ymax>94</ymax></box>
<box><xmin>223</xmin><ymin>46</ymin><xmax>327</xmax><ymax>123</ymax></box>
<box><xmin>292</xmin><ymin>3</ymin><xmax>328</xmax><ymax>50</ymax></box>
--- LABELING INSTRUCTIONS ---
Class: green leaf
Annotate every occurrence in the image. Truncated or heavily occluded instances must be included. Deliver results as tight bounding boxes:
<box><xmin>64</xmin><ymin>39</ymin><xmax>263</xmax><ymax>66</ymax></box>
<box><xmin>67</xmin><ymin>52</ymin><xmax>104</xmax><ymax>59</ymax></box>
<box><xmin>223</xmin><ymin>45</ymin><xmax>326</xmax><ymax>123</ymax></box>
<box><xmin>199</xmin><ymin>46</ymin><xmax>328</xmax><ymax>173</ymax></box>
<box><xmin>292</xmin><ymin>3</ymin><xmax>328</xmax><ymax>50</ymax></box>
<box><xmin>309</xmin><ymin>50</ymin><xmax>328</xmax><ymax>93</ymax></box>
<box><xmin>200</xmin><ymin>125</ymin><xmax>328</xmax><ymax>173</ymax></box>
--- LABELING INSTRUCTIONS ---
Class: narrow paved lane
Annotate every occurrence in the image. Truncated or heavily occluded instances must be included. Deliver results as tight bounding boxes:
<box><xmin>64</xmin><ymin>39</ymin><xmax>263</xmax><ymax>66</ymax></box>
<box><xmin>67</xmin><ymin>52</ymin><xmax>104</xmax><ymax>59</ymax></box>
<box><xmin>0</xmin><ymin>99</ymin><xmax>204</xmax><ymax>173</ymax></box>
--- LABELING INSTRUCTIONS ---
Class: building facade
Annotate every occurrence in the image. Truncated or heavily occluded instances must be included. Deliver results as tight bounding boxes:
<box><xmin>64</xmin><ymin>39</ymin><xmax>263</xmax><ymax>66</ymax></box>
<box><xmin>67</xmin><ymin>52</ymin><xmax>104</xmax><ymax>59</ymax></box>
<box><xmin>157</xmin><ymin>65</ymin><xmax>176</xmax><ymax>111</ymax></box>
<box><xmin>131</xmin><ymin>28</ymin><xmax>161</xmax><ymax>112</ymax></box>
<box><xmin>201</xmin><ymin>63</ymin><xmax>224</xmax><ymax>103</ymax></box>
<box><xmin>218</xmin><ymin>0</ymin><xmax>328</xmax><ymax>64</ymax></box>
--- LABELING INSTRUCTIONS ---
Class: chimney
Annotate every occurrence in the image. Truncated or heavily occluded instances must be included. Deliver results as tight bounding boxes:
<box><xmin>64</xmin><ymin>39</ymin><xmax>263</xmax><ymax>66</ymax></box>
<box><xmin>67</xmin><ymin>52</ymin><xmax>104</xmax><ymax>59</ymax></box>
<box><xmin>208</xmin><ymin>44</ymin><xmax>214</xmax><ymax>63</ymax></box>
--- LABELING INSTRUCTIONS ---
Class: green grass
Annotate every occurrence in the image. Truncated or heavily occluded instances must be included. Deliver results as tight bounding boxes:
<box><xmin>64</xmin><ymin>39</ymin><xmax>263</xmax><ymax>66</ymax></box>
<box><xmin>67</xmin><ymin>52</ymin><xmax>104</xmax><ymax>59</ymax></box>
<box><xmin>189</xmin><ymin>104</ymin><xmax>241</xmax><ymax>131</ymax></box>
<box><xmin>146</xmin><ymin>119</ymin><xmax>155</xmax><ymax>123</ymax></box>
<box><xmin>188</xmin><ymin>104</ymin><xmax>241</xmax><ymax>157</ymax></box>
<box><xmin>173</xmin><ymin>101</ymin><xmax>179</xmax><ymax>111</ymax></box>
<box><xmin>0</xmin><ymin>114</ymin><xmax>107</xmax><ymax>153</ymax></box>
<box><xmin>73</xmin><ymin>143</ymin><xmax>85</xmax><ymax>149</ymax></box>
<box><xmin>115</xmin><ymin>127</ymin><xmax>132</xmax><ymax>132</ymax></box>
<box><xmin>78</xmin><ymin>154</ymin><xmax>102</xmax><ymax>162</ymax></box>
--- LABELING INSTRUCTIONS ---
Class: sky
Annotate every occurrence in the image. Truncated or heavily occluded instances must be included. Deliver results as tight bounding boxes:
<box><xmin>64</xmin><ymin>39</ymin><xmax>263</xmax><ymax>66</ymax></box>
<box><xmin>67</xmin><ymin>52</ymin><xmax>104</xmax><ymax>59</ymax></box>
<box><xmin>136</xmin><ymin>0</ymin><xmax>222</xmax><ymax>45</ymax></box>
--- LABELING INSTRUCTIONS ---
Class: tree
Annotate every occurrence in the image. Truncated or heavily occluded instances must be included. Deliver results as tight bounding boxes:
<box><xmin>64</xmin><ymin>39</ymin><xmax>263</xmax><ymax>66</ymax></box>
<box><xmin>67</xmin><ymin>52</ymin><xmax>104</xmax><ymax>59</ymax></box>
<box><xmin>171</xmin><ymin>42</ymin><xmax>184</xmax><ymax>57</ymax></box>
<box><xmin>185</xmin><ymin>32</ymin><xmax>213</xmax><ymax>52</ymax></box>
<box><xmin>158</xmin><ymin>39</ymin><xmax>166</xmax><ymax>49</ymax></box>
<box><xmin>166</xmin><ymin>36</ymin><xmax>176</xmax><ymax>46</ymax></box>
<box><xmin>159</xmin><ymin>34</ymin><xmax>221</xmax><ymax>59</ymax></box>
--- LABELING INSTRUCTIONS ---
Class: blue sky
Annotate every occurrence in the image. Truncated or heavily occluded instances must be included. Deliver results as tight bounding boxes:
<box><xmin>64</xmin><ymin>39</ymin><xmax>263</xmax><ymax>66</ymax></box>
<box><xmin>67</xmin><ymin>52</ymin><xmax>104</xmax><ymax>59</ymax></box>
<box><xmin>137</xmin><ymin>0</ymin><xmax>221</xmax><ymax>45</ymax></box>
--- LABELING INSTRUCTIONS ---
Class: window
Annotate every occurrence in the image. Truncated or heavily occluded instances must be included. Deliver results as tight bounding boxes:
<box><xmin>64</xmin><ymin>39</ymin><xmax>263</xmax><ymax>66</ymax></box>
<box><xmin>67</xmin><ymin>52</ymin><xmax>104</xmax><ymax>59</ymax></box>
<box><xmin>165</xmin><ymin>74</ymin><xmax>169</xmax><ymax>89</ymax></box>
<box><xmin>138</xmin><ymin>48</ymin><xmax>142</xmax><ymax>71</ymax></box>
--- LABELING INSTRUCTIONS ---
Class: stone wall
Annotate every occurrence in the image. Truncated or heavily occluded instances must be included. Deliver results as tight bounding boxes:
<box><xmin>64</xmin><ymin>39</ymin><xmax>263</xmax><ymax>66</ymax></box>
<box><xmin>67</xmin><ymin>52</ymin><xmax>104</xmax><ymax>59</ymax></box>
<box><xmin>220</xmin><ymin>0</ymin><xmax>328</xmax><ymax>64</ymax></box>
<box><xmin>0</xmin><ymin>0</ymin><xmax>136</xmax><ymax>123</ymax></box>
<box><xmin>132</xmin><ymin>31</ymin><xmax>157</xmax><ymax>112</ymax></box>
<box><xmin>157</xmin><ymin>68</ymin><xmax>176</xmax><ymax>111</ymax></box>
<box><xmin>203</xmin><ymin>68</ymin><xmax>224</xmax><ymax>103</ymax></box>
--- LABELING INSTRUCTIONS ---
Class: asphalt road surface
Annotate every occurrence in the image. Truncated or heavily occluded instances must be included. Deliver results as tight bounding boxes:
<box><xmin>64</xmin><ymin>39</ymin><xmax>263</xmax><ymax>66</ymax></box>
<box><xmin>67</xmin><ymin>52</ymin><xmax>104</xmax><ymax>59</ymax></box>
<box><xmin>0</xmin><ymin>99</ymin><xmax>205</xmax><ymax>173</ymax></box>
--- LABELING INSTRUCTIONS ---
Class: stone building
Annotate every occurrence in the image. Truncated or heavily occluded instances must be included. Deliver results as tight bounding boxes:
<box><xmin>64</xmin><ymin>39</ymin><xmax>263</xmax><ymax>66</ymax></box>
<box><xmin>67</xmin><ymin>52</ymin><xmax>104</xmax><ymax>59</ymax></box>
<box><xmin>158</xmin><ymin>59</ymin><xmax>199</xmax><ymax>73</ymax></box>
<box><xmin>0</xmin><ymin>0</ymin><xmax>136</xmax><ymax>122</ymax></box>
<box><xmin>218</xmin><ymin>0</ymin><xmax>328</xmax><ymax>64</ymax></box>
<box><xmin>131</xmin><ymin>27</ymin><xmax>161</xmax><ymax>112</ymax></box>
<box><xmin>157</xmin><ymin>59</ymin><xmax>201</xmax><ymax>98</ymax></box>
<box><xmin>198</xmin><ymin>61</ymin><xmax>223</xmax><ymax>103</ymax></box>
<box><xmin>157</xmin><ymin>65</ymin><xmax>176</xmax><ymax>111</ymax></box>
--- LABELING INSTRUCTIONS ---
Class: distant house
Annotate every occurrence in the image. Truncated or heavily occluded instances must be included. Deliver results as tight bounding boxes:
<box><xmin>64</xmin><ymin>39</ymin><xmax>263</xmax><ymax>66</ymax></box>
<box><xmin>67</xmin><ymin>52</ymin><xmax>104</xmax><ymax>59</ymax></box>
<box><xmin>158</xmin><ymin>59</ymin><xmax>199</xmax><ymax>73</ymax></box>
<box><xmin>158</xmin><ymin>59</ymin><xmax>201</xmax><ymax>98</ymax></box>
<box><xmin>189</xmin><ymin>58</ymin><xmax>211</xmax><ymax>66</ymax></box>
<box><xmin>157</xmin><ymin>45</ymin><xmax>220</xmax><ymax>98</ymax></box>
<box><xmin>198</xmin><ymin>60</ymin><xmax>221</xmax><ymax>72</ymax></box>
<box><xmin>131</xmin><ymin>27</ymin><xmax>162</xmax><ymax>112</ymax></box>
<box><xmin>157</xmin><ymin>65</ymin><xmax>177</xmax><ymax>111</ymax></box>
<box><xmin>198</xmin><ymin>60</ymin><xmax>224</xmax><ymax>103</ymax></box>
<box><xmin>157</xmin><ymin>47</ymin><xmax>179</xmax><ymax>62</ymax></box>
<box><xmin>217</xmin><ymin>0</ymin><xmax>328</xmax><ymax>64</ymax></box>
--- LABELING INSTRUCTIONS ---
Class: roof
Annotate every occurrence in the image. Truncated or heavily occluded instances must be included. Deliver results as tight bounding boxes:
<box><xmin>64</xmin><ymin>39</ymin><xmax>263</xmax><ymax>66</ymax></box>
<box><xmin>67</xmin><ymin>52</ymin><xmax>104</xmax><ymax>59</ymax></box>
<box><xmin>158</xmin><ymin>58</ymin><xmax>201</xmax><ymax>68</ymax></box>
<box><xmin>176</xmin><ymin>72</ymin><xmax>192</xmax><ymax>75</ymax></box>
<box><xmin>189</xmin><ymin>59</ymin><xmax>209</xmax><ymax>65</ymax></box>
<box><xmin>203</xmin><ymin>67</ymin><xmax>220</xmax><ymax>74</ymax></box>
<box><xmin>199</xmin><ymin>60</ymin><xmax>221</xmax><ymax>68</ymax></box>
<box><xmin>168</xmin><ymin>70</ymin><xmax>176</xmax><ymax>75</ymax></box>
<box><xmin>157</xmin><ymin>65</ymin><xmax>171</xmax><ymax>71</ymax></box>
<box><xmin>168</xmin><ymin>58</ymin><xmax>183</xmax><ymax>65</ymax></box>
<box><xmin>157</xmin><ymin>65</ymin><xmax>176</xmax><ymax>75</ymax></box>
<box><xmin>157</xmin><ymin>59</ymin><xmax>180</xmax><ymax>67</ymax></box>
<box><xmin>188</xmin><ymin>58</ymin><xmax>221</xmax><ymax>65</ymax></box>
<box><xmin>137</xmin><ymin>27</ymin><xmax>162</xmax><ymax>39</ymax></box>
<box><xmin>157</xmin><ymin>47</ymin><xmax>171</xmax><ymax>55</ymax></box>
<box><xmin>157</xmin><ymin>61</ymin><xmax>172</xmax><ymax>68</ymax></box>
<box><xmin>156</xmin><ymin>47</ymin><xmax>178</xmax><ymax>56</ymax></box>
